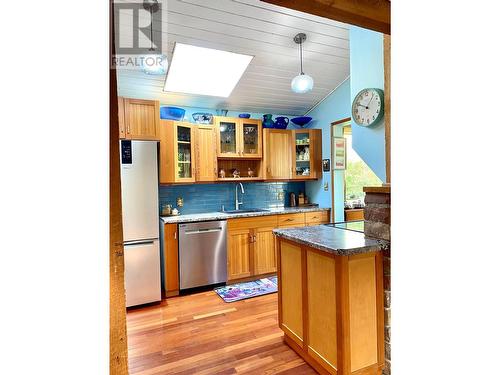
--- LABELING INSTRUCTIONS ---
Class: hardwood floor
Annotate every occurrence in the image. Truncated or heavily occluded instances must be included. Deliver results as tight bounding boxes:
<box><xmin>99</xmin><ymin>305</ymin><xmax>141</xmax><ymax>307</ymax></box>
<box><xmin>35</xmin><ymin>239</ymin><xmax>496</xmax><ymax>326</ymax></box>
<box><xmin>126</xmin><ymin>291</ymin><xmax>317</xmax><ymax>374</ymax></box>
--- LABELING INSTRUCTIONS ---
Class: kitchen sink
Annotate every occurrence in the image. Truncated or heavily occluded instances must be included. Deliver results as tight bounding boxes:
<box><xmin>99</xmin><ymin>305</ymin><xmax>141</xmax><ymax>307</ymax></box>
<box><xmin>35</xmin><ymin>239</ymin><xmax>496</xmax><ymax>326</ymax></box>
<box><xmin>220</xmin><ymin>208</ymin><xmax>270</xmax><ymax>214</ymax></box>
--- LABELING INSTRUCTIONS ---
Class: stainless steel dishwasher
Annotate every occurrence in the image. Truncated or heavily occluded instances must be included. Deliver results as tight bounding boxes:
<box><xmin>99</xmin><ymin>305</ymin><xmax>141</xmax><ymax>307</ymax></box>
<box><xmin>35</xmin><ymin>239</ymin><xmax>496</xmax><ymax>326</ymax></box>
<box><xmin>178</xmin><ymin>220</ymin><xmax>227</xmax><ymax>290</ymax></box>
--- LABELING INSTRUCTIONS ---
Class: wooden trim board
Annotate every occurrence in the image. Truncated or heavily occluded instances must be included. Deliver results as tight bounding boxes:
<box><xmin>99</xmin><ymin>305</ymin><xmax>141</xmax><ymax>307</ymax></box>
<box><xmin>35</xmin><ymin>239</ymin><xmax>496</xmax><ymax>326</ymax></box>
<box><xmin>109</xmin><ymin>1</ymin><xmax>128</xmax><ymax>373</ymax></box>
<box><xmin>261</xmin><ymin>0</ymin><xmax>390</xmax><ymax>34</ymax></box>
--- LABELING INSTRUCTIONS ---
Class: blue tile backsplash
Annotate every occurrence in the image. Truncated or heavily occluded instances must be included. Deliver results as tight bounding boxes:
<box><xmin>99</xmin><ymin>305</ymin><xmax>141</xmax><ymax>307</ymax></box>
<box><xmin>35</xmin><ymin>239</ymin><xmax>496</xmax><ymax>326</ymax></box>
<box><xmin>159</xmin><ymin>182</ymin><xmax>306</xmax><ymax>215</ymax></box>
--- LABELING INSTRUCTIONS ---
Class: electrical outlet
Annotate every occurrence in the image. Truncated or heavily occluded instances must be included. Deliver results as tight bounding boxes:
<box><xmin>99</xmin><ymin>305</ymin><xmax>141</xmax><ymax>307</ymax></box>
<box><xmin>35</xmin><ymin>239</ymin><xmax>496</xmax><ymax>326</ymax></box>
<box><xmin>323</xmin><ymin>182</ymin><xmax>329</xmax><ymax>191</ymax></box>
<box><xmin>277</xmin><ymin>191</ymin><xmax>285</xmax><ymax>201</ymax></box>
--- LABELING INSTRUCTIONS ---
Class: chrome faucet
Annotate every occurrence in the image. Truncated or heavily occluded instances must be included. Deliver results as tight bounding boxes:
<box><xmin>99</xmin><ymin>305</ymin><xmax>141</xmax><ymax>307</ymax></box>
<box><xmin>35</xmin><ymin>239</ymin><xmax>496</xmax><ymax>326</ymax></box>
<box><xmin>235</xmin><ymin>183</ymin><xmax>245</xmax><ymax>210</ymax></box>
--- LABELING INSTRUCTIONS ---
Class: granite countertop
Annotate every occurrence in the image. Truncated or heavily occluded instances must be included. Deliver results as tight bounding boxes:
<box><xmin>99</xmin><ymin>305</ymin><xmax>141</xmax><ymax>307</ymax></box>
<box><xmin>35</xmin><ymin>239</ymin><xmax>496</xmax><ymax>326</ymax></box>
<box><xmin>273</xmin><ymin>225</ymin><xmax>382</xmax><ymax>256</ymax></box>
<box><xmin>160</xmin><ymin>206</ymin><xmax>330</xmax><ymax>224</ymax></box>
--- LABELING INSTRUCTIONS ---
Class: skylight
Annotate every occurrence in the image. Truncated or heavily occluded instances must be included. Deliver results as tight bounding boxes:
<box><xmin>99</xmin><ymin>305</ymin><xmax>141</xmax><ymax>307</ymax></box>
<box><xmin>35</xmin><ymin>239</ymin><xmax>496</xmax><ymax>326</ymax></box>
<box><xmin>164</xmin><ymin>43</ymin><xmax>253</xmax><ymax>98</ymax></box>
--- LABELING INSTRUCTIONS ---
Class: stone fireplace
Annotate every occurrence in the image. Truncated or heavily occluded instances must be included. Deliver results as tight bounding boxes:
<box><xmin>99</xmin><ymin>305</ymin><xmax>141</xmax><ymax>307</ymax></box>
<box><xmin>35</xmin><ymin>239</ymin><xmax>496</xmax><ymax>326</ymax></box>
<box><xmin>364</xmin><ymin>186</ymin><xmax>391</xmax><ymax>375</ymax></box>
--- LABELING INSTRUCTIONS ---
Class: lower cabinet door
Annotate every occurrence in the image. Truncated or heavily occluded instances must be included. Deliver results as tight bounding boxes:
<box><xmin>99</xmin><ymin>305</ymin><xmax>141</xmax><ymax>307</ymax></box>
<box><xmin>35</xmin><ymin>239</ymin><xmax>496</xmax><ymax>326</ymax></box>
<box><xmin>227</xmin><ymin>229</ymin><xmax>252</xmax><ymax>280</ymax></box>
<box><xmin>279</xmin><ymin>241</ymin><xmax>304</xmax><ymax>345</ymax></box>
<box><xmin>307</xmin><ymin>250</ymin><xmax>338</xmax><ymax>372</ymax></box>
<box><xmin>253</xmin><ymin>228</ymin><xmax>276</xmax><ymax>275</ymax></box>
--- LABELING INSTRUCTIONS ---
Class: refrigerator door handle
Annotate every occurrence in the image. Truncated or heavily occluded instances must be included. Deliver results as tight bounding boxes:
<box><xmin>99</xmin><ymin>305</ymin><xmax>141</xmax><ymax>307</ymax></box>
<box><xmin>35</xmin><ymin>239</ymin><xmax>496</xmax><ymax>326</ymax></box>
<box><xmin>124</xmin><ymin>239</ymin><xmax>156</xmax><ymax>247</ymax></box>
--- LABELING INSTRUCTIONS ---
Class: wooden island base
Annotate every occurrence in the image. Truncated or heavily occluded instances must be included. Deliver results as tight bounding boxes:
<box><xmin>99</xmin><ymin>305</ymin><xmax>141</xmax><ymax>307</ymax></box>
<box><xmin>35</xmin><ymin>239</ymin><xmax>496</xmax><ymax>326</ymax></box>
<box><xmin>276</xmin><ymin>238</ymin><xmax>385</xmax><ymax>375</ymax></box>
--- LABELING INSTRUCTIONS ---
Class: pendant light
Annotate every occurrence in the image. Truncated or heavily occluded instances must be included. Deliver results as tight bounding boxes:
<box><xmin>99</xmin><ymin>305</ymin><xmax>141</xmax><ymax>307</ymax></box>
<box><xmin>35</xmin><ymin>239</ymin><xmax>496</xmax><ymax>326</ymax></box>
<box><xmin>142</xmin><ymin>0</ymin><xmax>168</xmax><ymax>75</ymax></box>
<box><xmin>291</xmin><ymin>33</ymin><xmax>314</xmax><ymax>93</ymax></box>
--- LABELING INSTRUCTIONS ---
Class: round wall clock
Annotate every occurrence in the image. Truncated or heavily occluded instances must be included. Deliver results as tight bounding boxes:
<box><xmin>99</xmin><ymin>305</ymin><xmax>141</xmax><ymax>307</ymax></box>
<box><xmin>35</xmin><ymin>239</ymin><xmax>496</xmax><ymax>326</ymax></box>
<box><xmin>351</xmin><ymin>88</ymin><xmax>384</xmax><ymax>127</ymax></box>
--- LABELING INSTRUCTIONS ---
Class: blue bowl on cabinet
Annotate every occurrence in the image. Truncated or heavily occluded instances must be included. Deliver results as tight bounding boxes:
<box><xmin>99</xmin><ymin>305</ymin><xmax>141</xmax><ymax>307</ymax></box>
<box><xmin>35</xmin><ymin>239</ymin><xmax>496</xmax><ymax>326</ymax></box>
<box><xmin>238</xmin><ymin>113</ymin><xmax>251</xmax><ymax>118</ymax></box>
<box><xmin>160</xmin><ymin>106</ymin><xmax>185</xmax><ymax>121</ymax></box>
<box><xmin>192</xmin><ymin>112</ymin><xmax>213</xmax><ymax>124</ymax></box>
<box><xmin>290</xmin><ymin>116</ymin><xmax>313</xmax><ymax>127</ymax></box>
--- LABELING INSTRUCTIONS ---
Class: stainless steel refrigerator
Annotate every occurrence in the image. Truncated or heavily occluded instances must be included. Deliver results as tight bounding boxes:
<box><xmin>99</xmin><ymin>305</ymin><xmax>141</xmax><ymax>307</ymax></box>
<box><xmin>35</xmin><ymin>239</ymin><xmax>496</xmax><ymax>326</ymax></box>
<box><xmin>120</xmin><ymin>140</ymin><xmax>161</xmax><ymax>307</ymax></box>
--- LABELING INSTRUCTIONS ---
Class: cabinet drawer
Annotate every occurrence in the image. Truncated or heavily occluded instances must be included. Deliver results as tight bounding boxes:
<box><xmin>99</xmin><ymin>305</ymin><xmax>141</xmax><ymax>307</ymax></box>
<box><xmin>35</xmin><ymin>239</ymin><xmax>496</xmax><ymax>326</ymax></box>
<box><xmin>305</xmin><ymin>210</ymin><xmax>330</xmax><ymax>225</ymax></box>
<box><xmin>228</xmin><ymin>215</ymin><xmax>277</xmax><ymax>231</ymax></box>
<box><xmin>278</xmin><ymin>213</ymin><xmax>305</xmax><ymax>227</ymax></box>
<box><xmin>345</xmin><ymin>209</ymin><xmax>364</xmax><ymax>222</ymax></box>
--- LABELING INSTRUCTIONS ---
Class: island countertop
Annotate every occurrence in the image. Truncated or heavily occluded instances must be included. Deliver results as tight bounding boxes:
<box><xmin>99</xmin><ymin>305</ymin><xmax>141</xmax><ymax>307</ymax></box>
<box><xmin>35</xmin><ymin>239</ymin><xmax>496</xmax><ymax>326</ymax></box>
<box><xmin>273</xmin><ymin>224</ymin><xmax>383</xmax><ymax>256</ymax></box>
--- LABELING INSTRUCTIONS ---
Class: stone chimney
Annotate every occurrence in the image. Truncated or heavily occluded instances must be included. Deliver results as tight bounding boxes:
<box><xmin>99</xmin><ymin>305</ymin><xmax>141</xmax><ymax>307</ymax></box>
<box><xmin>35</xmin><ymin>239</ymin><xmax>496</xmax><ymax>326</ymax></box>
<box><xmin>364</xmin><ymin>186</ymin><xmax>391</xmax><ymax>375</ymax></box>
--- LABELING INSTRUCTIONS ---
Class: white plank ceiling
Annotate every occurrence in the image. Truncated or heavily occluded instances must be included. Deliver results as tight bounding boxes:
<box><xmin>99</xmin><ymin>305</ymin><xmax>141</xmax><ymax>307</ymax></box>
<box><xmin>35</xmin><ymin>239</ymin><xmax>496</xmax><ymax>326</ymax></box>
<box><xmin>115</xmin><ymin>0</ymin><xmax>350</xmax><ymax>116</ymax></box>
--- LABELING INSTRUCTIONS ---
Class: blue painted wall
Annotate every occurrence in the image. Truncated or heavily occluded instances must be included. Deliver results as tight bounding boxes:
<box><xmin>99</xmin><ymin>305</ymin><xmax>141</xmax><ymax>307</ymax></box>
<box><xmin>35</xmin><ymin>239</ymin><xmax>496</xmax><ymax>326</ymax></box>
<box><xmin>349</xmin><ymin>26</ymin><xmax>386</xmax><ymax>182</ymax></box>
<box><xmin>304</xmin><ymin>78</ymin><xmax>351</xmax><ymax>222</ymax></box>
<box><xmin>159</xmin><ymin>181</ymin><xmax>306</xmax><ymax>215</ymax></box>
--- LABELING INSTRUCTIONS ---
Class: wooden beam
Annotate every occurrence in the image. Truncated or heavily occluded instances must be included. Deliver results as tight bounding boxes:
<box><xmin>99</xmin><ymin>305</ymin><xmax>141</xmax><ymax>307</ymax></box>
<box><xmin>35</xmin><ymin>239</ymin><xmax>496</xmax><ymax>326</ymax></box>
<box><xmin>384</xmin><ymin>35</ymin><xmax>391</xmax><ymax>184</ymax></box>
<box><xmin>110</xmin><ymin>0</ymin><xmax>129</xmax><ymax>374</ymax></box>
<box><xmin>260</xmin><ymin>0</ymin><xmax>390</xmax><ymax>35</ymax></box>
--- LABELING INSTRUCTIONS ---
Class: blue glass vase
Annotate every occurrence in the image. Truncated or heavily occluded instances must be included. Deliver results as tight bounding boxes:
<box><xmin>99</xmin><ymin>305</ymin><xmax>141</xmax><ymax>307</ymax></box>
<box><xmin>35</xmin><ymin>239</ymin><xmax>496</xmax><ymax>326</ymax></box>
<box><xmin>262</xmin><ymin>114</ymin><xmax>275</xmax><ymax>128</ymax></box>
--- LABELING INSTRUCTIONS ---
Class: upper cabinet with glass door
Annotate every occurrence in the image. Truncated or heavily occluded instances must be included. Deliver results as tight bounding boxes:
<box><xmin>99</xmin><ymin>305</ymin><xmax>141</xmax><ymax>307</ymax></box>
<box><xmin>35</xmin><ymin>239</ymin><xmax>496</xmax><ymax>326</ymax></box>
<box><xmin>292</xmin><ymin>129</ymin><xmax>322</xmax><ymax>180</ymax></box>
<box><xmin>215</xmin><ymin>117</ymin><xmax>262</xmax><ymax>158</ymax></box>
<box><xmin>175</xmin><ymin>124</ymin><xmax>195</xmax><ymax>182</ymax></box>
<box><xmin>159</xmin><ymin>120</ymin><xmax>196</xmax><ymax>184</ymax></box>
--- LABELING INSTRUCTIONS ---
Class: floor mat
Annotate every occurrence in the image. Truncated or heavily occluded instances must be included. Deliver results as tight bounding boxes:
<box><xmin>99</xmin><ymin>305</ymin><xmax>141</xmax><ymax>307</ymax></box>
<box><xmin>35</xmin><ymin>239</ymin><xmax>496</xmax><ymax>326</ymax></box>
<box><xmin>214</xmin><ymin>276</ymin><xmax>278</xmax><ymax>303</ymax></box>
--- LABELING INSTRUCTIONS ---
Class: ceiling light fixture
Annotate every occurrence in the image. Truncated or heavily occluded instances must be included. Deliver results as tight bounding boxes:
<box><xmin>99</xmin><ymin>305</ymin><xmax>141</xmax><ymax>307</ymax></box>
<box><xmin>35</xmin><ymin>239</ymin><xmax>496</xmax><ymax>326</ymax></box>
<box><xmin>291</xmin><ymin>33</ymin><xmax>314</xmax><ymax>94</ymax></box>
<box><xmin>142</xmin><ymin>0</ymin><xmax>168</xmax><ymax>75</ymax></box>
<box><xmin>164</xmin><ymin>43</ymin><xmax>253</xmax><ymax>97</ymax></box>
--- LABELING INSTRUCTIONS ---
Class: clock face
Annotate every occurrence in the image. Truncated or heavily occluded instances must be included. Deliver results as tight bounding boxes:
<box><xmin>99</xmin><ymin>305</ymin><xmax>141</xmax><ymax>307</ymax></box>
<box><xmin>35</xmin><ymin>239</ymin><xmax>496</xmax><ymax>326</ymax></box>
<box><xmin>352</xmin><ymin>88</ymin><xmax>384</xmax><ymax>126</ymax></box>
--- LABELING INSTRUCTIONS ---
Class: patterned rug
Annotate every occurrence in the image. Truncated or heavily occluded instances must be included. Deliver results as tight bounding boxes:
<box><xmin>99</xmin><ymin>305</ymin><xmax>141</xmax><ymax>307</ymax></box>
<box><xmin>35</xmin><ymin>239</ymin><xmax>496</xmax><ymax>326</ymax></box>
<box><xmin>214</xmin><ymin>276</ymin><xmax>278</xmax><ymax>303</ymax></box>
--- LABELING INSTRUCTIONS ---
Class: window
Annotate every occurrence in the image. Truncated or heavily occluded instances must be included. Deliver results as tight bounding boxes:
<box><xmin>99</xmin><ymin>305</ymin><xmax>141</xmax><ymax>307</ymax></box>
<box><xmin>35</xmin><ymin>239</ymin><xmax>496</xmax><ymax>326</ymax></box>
<box><xmin>343</xmin><ymin>125</ymin><xmax>382</xmax><ymax>208</ymax></box>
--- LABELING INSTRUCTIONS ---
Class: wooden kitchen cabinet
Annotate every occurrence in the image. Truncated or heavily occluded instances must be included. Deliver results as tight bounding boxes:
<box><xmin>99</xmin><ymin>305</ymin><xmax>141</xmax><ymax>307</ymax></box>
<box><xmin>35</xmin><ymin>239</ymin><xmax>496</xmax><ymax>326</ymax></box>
<box><xmin>227</xmin><ymin>228</ymin><xmax>253</xmax><ymax>280</ymax></box>
<box><xmin>279</xmin><ymin>211</ymin><xmax>330</xmax><ymax>228</ymax></box>
<box><xmin>292</xmin><ymin>129</ymin><xmax>322</xmax><ymax>180</ymax></box>
<box><xmin>263</xmin><ymin>129</ymin><xmax>322</xmax><ymax>180</ymax></box>
<box><xmin>163</xmin><ymin>223</ymin><xmax>179</xmax><ymax>297</ymax></box>
<box><xmin>194</xmin><ymin>125</ymin><xmax>217</xmax><ymax>182</ymax></box>
<box><xmin>119</xmin><ymin>97</ymin><xmax>160</xmax><ymax>140</ymax></box>
<box><xmin>215</xmin><ymin>116</ymin><xmax>262</xmax><ymax>158</ymax></box>
<box><xmin>305</xmin><ymin>210</ymin><xmax>330</xmax><ymax>225</ymax></box>
<box><xmin>278</xmin><ymin>213</ymin><xmax>306</xmax><ymax>228</ymax></box>
<box><xmin>263</xmin><ymin>129</ymin><xmax>292</xmax><ymax>179</ymax></box>
<box><xmin>227</xmin><ymin>210</ymin><xmax>330</xmax><ymax>281</ymax></box>
<box><xmin>227</xmin><ymin>215</ymin><xmax>278</xmax><ymax>281</ymax></box>
<box><xmin>159</xmin><ymin>120</ymin><xmax>196</xmax><ymax>184</ymax></box>
<box><xmin>253</xmin><ymin>224</ymin><xmax>277</xmax><ymax>275</ymax></box>
<box><xmin>118</xmin><ymin>96</ymin><xmax>126</xmax><ymax>139</ymax></box>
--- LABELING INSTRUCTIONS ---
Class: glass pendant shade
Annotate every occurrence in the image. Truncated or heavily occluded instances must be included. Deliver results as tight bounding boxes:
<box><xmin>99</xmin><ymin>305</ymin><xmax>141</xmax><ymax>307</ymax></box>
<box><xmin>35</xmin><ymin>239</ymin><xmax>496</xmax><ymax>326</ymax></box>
<box><xmin>291</xmin><ymin>73</ymin><xmax>314</xmax><ymax>93</ymax></box>
<box><xmin>142</xmin><ymin>54</ymin><xmax>169</xmax><ymax>75</ymax></box>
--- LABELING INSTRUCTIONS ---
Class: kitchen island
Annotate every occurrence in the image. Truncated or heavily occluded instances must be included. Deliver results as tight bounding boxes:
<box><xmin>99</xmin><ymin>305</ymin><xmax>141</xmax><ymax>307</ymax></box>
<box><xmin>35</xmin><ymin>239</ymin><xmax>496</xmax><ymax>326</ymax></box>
<box><xmin>273</xmin><ymin>225</ymin><xmax>385</xmax><ymax>375</ymax></box>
